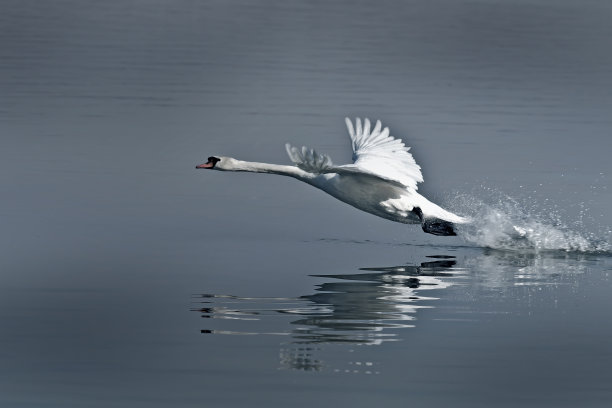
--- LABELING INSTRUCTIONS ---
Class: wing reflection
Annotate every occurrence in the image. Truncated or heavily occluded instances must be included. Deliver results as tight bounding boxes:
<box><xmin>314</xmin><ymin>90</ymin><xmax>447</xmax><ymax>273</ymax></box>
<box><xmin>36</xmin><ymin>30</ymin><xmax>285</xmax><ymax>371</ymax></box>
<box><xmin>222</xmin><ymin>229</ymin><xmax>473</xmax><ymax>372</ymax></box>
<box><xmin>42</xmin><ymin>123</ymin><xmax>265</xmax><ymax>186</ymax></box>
<box><xmin>193</xmin><ymin>258</ymin><xmax>464</xmax><ymax>347</ymax></box>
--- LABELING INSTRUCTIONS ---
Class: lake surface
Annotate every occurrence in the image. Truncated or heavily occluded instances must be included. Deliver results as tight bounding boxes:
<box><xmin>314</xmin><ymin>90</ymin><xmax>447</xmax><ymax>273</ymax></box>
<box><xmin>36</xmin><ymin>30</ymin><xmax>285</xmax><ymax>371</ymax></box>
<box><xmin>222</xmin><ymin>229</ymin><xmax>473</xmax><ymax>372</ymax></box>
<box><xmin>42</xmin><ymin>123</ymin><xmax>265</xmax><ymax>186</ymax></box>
<box><xmin>1</xmin><ymin>1</ymin><xmax>612</xmax><ymax>407</ymax></box>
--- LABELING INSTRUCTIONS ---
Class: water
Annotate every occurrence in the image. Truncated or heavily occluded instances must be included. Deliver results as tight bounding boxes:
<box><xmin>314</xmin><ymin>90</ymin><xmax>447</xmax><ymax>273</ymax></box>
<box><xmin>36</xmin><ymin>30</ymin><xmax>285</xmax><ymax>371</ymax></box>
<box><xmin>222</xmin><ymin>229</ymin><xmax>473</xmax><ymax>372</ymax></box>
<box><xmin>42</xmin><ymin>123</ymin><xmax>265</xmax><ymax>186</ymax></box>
<box><xmin>1</xmin><ymin>0</ymin><xmax>612</xmax><ymax>406</ymax></box>
<box><xmin>452</xmin><ymin>188</ymin><xmax>612</xmax><ymax>252</ymax></box>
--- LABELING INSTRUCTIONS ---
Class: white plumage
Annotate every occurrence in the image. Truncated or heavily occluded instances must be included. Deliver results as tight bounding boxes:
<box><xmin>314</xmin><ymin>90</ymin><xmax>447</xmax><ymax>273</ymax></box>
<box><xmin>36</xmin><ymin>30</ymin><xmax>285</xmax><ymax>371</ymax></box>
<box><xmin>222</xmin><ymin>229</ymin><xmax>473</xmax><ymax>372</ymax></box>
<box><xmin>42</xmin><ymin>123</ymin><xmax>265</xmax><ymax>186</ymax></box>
<box><xmin>341</xmin><ymin>117</ymin><xmax>423</xmax><ymax>190</ymax></box>
<box><xmin>196</xmin><ymin>118</ymin><xmax>467</xmax><ymax>236</ymax></box>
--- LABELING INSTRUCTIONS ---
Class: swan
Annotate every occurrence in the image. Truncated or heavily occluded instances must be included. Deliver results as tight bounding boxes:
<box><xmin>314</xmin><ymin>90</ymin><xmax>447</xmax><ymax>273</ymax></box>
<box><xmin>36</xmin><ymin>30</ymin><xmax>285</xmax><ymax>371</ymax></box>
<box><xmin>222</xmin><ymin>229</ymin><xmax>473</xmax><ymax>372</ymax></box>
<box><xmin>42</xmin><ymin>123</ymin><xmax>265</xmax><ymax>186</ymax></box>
<box><xmin>196</xmin><ymin>118</ymin><xmax>467</xmax><ymax>236</ymax></box>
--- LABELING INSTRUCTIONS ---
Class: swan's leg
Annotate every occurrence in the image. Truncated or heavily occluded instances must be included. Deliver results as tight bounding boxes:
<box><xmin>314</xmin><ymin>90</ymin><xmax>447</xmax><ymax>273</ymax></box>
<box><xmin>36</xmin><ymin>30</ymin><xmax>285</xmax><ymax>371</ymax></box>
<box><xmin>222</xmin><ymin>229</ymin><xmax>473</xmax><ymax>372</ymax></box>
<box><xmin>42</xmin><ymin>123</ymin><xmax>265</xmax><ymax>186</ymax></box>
<box><xmin>421</xmin><ymin>219</ymin><xmax>457</xmax><ymax>236</ymax></box>
<box><xmin>413</xmin><ymin>207</ymin><xmax>457</xmax><ymax>236</ymax></box>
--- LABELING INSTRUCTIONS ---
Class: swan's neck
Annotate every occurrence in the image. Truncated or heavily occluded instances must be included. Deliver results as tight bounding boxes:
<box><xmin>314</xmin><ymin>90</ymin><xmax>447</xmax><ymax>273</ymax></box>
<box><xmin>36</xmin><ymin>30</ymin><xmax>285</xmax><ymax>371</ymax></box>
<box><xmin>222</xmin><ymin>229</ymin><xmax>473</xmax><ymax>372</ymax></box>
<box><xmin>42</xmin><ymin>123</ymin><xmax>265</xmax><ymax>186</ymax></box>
<box><xmin>228</xmin><ymin>160</ymin><xmax>312</xmax><ymax>180</ymax></box>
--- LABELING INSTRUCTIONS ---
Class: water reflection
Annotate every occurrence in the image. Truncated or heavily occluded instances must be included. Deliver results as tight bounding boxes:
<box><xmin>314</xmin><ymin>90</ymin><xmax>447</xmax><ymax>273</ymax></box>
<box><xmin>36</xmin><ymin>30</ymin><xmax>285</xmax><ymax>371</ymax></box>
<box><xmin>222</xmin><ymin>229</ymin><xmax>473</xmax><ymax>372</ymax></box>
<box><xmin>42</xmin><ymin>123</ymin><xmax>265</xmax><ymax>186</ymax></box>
<box><xmin>465</xmin><ymin>249</ymin><xmax>601</xmax><ymax>289</ymax></box>
<box><xmin>193</xmin><ymin>257</ymin><xmax>464</xmax><ymax>346</ymax></box>
<box><xmin>194</xmin><ymin>250</ymin><xmax>609</xmax><ymax>372</ymax></box>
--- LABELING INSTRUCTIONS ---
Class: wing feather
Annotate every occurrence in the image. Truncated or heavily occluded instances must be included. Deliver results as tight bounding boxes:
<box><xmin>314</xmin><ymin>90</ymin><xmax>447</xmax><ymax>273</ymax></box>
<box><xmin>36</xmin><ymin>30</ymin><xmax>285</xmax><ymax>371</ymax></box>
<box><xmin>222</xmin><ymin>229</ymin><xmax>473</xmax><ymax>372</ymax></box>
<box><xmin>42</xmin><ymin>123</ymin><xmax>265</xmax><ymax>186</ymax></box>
<box><xmin>285</xmin><ymin>143</ymin><xmax>333</xmax><ymax>173</ymax></box>
<box><xmin>339</xmin><ymin>117</ymin><xmax>423</xmax><ymax>191</ymax></box>
<box><xmin>285</xmin><ymin>118</ymin><xmax>423</xmax><ymax>191</ymax></box>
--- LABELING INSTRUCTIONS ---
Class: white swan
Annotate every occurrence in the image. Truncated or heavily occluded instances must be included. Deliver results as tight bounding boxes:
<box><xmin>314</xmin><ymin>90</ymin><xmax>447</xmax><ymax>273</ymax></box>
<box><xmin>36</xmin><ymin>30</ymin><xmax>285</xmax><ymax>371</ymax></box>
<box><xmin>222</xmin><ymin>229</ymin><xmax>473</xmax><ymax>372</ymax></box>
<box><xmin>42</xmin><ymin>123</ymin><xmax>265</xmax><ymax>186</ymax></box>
<box><xmin>196</xmin><ymin>118</ymin><xmax>467</xmax><ymax>236</ymax></box>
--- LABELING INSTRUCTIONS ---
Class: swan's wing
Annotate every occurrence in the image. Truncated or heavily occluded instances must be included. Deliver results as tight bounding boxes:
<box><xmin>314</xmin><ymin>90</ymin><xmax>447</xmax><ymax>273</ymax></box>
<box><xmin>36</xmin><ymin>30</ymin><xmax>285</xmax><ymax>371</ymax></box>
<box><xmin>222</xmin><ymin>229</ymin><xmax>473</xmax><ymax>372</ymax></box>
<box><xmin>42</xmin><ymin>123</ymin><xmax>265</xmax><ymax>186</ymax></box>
<box><xmin>285</xmin><ymin>144</ymin><xmax>333</xmax><ymax>173</ymax></box>
<box><xmin>285</xmin><ymin>118</ymin><xmax>422</xmax><ymax>190</ymax></box>
<box><xmin>339</xmin><ymin>117</ymin><xmax>423</xmax><ymax>191</ymax></box>
<box><xmin>285</xmin><ymin>142</ymin><xmax>409</xmax><ymax>189</ymax></box>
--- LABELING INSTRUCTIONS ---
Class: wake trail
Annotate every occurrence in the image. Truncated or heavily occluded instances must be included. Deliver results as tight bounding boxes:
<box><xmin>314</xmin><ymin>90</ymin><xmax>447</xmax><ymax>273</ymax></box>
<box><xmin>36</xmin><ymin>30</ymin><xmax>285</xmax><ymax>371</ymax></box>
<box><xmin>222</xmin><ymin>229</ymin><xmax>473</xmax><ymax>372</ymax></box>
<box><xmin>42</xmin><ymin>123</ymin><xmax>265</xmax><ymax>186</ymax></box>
<box><xmin>449</xmin><ymin>190</ymin><xmax>611</xmax><ymax>254</ymax></box>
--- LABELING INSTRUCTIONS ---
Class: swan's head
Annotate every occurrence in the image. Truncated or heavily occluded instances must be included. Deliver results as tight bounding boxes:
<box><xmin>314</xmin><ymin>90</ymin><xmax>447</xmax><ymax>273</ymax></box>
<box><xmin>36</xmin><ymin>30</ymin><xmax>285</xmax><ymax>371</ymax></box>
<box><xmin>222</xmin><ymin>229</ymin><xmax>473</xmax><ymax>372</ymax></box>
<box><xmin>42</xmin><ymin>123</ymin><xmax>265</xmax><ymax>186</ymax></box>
<box><xmin>195</xmin><ymin>156</ymin><xmax>236</xmax><ymax>171</ymax></box>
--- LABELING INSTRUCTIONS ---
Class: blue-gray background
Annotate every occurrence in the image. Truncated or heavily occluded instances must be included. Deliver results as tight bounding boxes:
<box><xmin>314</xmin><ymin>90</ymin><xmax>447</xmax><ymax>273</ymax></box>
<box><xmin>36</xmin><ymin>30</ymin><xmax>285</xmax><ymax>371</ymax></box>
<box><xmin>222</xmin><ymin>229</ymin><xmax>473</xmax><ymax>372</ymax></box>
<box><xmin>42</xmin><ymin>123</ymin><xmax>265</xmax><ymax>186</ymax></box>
<box><xmin>1</xmin><ymin>1</ymin><xmax>611</xmax><ymax>407</ymax></box>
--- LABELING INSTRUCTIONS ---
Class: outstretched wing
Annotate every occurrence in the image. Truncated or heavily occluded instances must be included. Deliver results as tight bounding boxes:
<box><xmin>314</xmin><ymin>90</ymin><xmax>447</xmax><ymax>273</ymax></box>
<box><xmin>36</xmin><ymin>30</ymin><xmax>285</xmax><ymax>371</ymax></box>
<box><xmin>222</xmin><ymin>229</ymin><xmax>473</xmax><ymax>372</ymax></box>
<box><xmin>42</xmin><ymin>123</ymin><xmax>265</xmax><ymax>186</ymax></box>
<box><xmin>285</xmin><ymin>142</ymin><xmax>408</xmax><ymax>190</ymax></box>
<box><xmin>285</xmin><ymin>144</ymin><xmax>333</xmax><ymax>173</ymax></box>
<box><xmin>340</xmin><ymin>117</ymin><xmax>423</xmax><ymax>191</ymax></box>
<box><xmin>285</xmin><ymin>117</ymin><xmax>423</xmax><ymax>191</ymax></box>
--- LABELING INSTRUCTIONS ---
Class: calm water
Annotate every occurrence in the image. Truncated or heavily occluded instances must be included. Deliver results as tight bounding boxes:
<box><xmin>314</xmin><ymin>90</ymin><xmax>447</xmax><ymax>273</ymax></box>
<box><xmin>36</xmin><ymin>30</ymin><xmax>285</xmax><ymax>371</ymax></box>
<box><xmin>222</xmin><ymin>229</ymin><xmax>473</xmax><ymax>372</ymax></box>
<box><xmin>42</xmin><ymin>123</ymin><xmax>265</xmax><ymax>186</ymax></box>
<box><xmin>1</xmin><ymin>0</ymin><xmax>612</xmax><ymax>407</ymax></box>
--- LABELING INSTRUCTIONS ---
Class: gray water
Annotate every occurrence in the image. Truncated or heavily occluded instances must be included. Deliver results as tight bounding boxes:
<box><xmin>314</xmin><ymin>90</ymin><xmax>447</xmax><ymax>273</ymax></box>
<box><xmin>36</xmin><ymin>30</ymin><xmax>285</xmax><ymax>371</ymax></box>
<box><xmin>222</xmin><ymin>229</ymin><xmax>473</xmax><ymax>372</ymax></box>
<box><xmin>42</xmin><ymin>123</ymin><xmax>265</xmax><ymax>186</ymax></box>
<box><xmin>2</xmin><ymin>0</ymin><xmax>612</xmax><ymax>406</ymax></box>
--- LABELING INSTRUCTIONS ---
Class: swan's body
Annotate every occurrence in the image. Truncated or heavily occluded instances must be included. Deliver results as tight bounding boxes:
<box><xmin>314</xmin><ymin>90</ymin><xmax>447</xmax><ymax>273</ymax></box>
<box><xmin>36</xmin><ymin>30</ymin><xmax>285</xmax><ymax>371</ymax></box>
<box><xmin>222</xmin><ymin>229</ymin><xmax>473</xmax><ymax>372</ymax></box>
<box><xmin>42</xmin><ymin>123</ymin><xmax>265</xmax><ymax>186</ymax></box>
<box><xmin>196</xmin><ymin>118</ymin><xmax>467</xmax><ymax>236</ymax></box>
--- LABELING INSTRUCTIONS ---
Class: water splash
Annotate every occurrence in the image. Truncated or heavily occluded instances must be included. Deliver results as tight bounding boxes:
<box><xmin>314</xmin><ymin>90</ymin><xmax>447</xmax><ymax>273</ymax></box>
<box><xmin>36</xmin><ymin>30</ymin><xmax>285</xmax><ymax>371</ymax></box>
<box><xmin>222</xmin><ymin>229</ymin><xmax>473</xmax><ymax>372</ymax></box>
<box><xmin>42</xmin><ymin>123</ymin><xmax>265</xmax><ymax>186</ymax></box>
<box><xmin>450</xmin><ymin>189</ymin><xmax>611</xmax><ymax>253</ymax></box>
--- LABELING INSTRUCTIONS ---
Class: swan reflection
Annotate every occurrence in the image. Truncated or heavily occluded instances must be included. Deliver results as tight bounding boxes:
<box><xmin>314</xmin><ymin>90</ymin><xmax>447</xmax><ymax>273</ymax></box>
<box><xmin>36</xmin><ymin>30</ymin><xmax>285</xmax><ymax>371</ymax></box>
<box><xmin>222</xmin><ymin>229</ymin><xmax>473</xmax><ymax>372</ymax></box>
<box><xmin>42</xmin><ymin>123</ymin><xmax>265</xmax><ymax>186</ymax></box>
<box><xmin>194</xmin><ymin>250</ymin><xmax>608</xmax><ymax>372</ymax></box>
<box><xmin>193</xmin><ymin>257</ymin><xmax>464</xmax><ymax>347</ymax></box>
